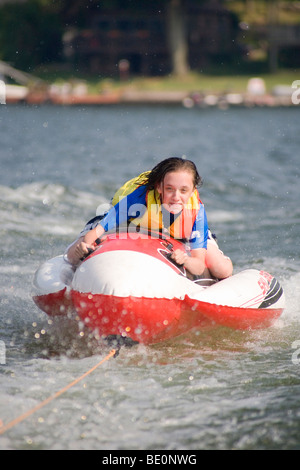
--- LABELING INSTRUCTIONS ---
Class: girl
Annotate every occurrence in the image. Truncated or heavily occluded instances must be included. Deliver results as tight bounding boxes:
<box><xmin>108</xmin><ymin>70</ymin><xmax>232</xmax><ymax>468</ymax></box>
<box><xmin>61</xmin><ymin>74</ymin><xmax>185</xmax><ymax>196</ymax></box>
<box><xmin>67</xmin><ymin>157</ymin><xmax>232</xmax><ymax>279</ymax></box>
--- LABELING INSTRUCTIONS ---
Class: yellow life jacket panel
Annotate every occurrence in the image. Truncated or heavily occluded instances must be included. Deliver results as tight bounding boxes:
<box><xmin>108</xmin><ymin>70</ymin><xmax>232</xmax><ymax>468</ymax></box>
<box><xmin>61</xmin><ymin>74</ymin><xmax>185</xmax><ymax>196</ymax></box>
<box><xmin>111</xmin><ymin>171</ymin><xmax>150</xmax><ymax>205</ymax></box>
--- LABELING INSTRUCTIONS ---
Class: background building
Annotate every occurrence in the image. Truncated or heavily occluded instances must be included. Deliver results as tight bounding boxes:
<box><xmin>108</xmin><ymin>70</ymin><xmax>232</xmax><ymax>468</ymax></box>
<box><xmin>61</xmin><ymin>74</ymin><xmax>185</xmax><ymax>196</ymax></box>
<box><xmin>63</xmin><ymin>2</ymin><xmax>240</xmax><ymax>76</ymax></box>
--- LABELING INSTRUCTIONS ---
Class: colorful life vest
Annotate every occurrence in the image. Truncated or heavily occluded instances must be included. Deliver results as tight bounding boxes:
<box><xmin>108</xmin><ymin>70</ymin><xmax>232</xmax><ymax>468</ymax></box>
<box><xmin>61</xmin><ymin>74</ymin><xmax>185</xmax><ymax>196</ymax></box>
<box><xmin>111</xmin><ymin>172</ymin><xmax>201</xmax><ymax>240</ymax></box>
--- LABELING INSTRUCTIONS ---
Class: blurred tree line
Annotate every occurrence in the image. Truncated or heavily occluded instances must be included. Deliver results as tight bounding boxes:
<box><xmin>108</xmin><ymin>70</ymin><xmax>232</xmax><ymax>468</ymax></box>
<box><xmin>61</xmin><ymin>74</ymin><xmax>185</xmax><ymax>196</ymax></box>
<box><xmin>0</xmin><ymin>0</ymin><xmax>212</xmax><ymax>73</ymax></box>
<box><xmin>0</xmin><ymin>0</ymin><xmax>298</xmax><ymax>74</ymax></box>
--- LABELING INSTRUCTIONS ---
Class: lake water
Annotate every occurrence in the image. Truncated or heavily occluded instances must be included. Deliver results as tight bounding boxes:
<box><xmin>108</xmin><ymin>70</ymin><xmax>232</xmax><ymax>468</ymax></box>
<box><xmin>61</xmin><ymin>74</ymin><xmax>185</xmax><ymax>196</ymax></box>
<box><xmin>0</xmin><ymin>103</ymin><xmax>300</xmax><ymax>450</ymax></box>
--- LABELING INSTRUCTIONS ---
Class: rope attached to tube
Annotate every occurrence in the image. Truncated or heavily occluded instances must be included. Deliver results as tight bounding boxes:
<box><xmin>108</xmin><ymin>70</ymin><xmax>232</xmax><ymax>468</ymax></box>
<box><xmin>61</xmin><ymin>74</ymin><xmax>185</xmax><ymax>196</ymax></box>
<box><xmin>0</xmin><ymin>348</ymin><xmax>117</xmax><ymax>436</ymax></box>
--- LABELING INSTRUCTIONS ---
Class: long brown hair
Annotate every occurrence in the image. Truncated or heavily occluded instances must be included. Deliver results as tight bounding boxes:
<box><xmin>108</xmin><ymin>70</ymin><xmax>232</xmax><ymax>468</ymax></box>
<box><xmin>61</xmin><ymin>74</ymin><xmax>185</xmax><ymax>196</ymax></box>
<box><xmin>143</xmin><ymin>157</ymin><xmax>202</xmax><ymax>191</ymax></box>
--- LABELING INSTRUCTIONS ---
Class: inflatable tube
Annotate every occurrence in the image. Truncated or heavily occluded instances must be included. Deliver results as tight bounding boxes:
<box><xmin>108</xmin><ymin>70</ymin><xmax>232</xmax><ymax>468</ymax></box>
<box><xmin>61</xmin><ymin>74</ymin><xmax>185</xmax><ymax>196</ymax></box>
<box><xmin>33</xmin><ymin>231</ymin><xmax>285</xmax><ymax>344</ymax></box>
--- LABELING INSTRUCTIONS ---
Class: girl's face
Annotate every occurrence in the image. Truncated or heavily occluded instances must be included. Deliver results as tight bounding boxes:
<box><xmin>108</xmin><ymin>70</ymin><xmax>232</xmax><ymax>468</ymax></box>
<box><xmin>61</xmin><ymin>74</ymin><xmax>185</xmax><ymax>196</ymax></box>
<box><xmin>156</xmin><ymin>170</ymin><xmax>195</xmax><ymax>214</ymax></box>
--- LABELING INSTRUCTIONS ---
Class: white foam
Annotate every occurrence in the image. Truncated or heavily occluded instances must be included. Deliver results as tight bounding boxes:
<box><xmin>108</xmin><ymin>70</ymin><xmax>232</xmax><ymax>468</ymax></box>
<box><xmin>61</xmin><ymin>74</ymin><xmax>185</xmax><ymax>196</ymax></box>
<box><xmin>0</xmin><ymin>182</ymin><xmax>107</xmax><ymax>208</ymax></box>
<box><xmin>280</xmin><ymin>272</ymin><xmax>300</xmax><ymax>323</ymax></box>
<box><xmin>208</xmin><ymin>210</ymin><xmax>244</xmax><ymax>223</ymax></box>
<box><xmin>0</xmin><ymin>182</ymin><xmax>108</xmax><ymax>237</ymax></box>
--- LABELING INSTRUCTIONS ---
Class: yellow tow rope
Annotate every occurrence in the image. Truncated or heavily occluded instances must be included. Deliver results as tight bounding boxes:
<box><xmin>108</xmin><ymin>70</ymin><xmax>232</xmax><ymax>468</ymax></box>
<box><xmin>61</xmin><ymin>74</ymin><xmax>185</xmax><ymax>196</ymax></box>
<box><xmin>0</xmin><ymin>348</ymin><xmax>116</xmax><ymax>436</ymax></box>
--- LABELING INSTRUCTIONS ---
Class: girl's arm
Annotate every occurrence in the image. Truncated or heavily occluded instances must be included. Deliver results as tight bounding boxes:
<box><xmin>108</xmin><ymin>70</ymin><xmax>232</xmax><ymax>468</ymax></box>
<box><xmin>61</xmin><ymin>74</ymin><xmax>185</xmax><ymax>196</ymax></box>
<box><xmin>67</xmin><ymin>185</ymin><xmax>147</xmax><ymax>265</ymax></box>
<box><xmin>171</xmin><ymin>243</ymin><xmax>233</xmax><ymax>279</ymax></box>
<box><xmin>171</xmin><ymin>248</ymin><xmax>207</xmax><ymax>277</ymax></box>
<box><xmin>67</xmin><ymin>225</ymin><xmax>105</xmax><ymax>265</ymax></box>
<box><xmin>204</xmin><ymin>242</ymin><xmax>233</xmax><ymax>279</ymax></box>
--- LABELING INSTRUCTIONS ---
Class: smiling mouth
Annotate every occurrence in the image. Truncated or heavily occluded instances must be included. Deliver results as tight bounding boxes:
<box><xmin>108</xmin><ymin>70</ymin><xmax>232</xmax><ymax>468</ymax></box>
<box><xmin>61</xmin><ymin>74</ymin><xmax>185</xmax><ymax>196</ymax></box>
<box><xmin>167</xmin><ymin>203</ymin><xmax>183</xmax><ymax>213</ymax></box>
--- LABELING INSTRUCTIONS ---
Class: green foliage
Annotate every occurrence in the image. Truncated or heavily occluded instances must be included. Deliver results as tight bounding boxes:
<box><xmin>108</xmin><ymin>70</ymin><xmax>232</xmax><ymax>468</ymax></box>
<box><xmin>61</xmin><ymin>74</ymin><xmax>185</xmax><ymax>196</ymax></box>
<box><xmin>0</xmin><ymin>0</ymin><xmax>226</xmax><ymax>73</ymax></box>
<box><xmin>0</xmin><ymin>0</ymin><xmax>299</xmax><ymax>74</ymax></box>
<box><xmin>0</xmin><ymin>0</ymin><xmax>62</xmax><ymax>70</ymax></box>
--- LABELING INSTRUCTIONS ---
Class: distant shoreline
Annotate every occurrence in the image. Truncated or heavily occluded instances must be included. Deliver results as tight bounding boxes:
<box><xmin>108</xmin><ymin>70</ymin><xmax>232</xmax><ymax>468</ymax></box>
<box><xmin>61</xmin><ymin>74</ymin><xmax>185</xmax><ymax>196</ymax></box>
<box><xmin>4</xmin><ymin>85</ymin><xmax>297</xmax><ymax>108</ymax></box>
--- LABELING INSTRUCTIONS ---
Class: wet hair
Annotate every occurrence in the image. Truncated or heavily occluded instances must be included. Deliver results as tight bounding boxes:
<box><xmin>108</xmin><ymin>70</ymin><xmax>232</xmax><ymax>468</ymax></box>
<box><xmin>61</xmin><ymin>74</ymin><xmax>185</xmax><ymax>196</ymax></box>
<box><xmin>144</xmin><ymin>157</ymin><xmax>202</xmax><ymax>190</ymax></box>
